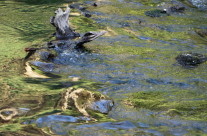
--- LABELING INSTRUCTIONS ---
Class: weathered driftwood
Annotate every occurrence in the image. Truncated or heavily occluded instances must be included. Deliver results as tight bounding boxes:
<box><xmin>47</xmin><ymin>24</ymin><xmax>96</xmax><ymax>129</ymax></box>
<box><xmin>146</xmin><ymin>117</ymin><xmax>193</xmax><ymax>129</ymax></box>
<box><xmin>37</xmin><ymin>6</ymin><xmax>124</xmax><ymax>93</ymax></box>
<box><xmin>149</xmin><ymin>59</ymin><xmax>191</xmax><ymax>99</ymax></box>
<box><xmin>24</xmin><ymin>6</ymin><xmax>107</xmax><ymax>61</ymax></box>
<box><xmin>50</xmin><ymin>7</ymin><xmax>80</xmax><ymax>40</ymax></box>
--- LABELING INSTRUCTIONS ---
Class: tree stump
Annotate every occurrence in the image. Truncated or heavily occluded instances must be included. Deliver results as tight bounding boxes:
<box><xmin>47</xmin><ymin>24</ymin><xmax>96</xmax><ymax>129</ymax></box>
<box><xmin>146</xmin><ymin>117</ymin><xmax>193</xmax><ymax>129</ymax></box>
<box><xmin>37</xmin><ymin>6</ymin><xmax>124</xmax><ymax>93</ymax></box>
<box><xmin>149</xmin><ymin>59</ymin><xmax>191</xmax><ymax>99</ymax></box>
<box><xmin>50</xmin><ymin>7</ymin><xmax>80</xmax><ymax>40</ymax></box>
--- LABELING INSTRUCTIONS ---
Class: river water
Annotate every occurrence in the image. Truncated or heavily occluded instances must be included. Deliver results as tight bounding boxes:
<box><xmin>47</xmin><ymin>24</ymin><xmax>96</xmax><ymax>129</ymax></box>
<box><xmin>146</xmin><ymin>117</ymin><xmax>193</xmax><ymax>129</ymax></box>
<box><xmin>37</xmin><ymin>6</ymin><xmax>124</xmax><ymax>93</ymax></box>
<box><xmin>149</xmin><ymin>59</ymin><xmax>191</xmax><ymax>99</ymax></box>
<box><xmin>0</xmin><ymin>0</ymin><xmax>207</xmax><ymax>135</ymax></box>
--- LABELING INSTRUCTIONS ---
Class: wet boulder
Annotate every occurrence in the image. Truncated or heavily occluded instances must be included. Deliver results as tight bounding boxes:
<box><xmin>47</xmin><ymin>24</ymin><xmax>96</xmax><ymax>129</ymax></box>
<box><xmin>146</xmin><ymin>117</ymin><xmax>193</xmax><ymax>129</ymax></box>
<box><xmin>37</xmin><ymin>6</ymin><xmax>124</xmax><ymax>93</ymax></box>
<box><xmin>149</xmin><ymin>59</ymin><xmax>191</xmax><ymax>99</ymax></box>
<box><xmin>146</xmin><ymin>1</ymin><xmax>187</xmax><ymax>18</ymax></box>
<box><xmin>158</xmin><ymin>1</ymin><xmax>186</xmax><ymax>14</ymax></box>
<box><xmin>176</xmin><ymin>52</ymin><xmax>207</xmax><ymax>68</ymax></box>
<box><xmin>55</xmin><ymin>87</ymin><xmax>114</xmax><ymax>117</ymax></box>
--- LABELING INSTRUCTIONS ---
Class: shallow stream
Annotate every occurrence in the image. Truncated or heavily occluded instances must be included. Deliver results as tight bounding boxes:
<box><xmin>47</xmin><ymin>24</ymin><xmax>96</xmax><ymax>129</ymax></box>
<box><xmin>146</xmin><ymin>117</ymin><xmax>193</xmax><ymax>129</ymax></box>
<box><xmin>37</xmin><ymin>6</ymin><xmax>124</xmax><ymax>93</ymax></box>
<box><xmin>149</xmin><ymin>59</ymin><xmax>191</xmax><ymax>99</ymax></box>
<box><xmin>0</xmin><ymin>0</ymin><xmax>207</xmax><ymax>135</ymax></box>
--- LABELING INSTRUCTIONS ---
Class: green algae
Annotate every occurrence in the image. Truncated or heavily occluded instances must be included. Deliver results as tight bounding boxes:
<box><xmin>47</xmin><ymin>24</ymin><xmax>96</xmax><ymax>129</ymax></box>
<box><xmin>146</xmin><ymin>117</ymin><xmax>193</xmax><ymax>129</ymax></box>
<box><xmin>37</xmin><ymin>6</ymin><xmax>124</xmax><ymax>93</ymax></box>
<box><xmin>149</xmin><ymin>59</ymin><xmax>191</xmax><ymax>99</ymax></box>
<box><xmin>70</xmin><ymin>15</ymin><xmax>105</xmax><ymax>33</ymax></box>
<box><xmin>139</xmin><ymin>27</ymin><xmax>191</xmax><ymax>41</ymax></box>
<box><xmin>0</xmin><ymin>0</ymin><xmax>207</xmax><ymax>135</ymax></box>
<box><xmin>0</xmin><ymin>0</ymin><xmax>112</xmax><ymax>133</ymax></box>
<box><xmin>128</xmin><ymin>90</ymin><xmax>207</xmax><ymax>121</ymax></box>
<box><xmin>91</xmin><ymin>45</ymin><xmax>157</xmax><ymax>56</ymax></box>
<box><xmin>0</xmin><ymin>124</ymin><xmax>22</xmax><ymax>132</ymax></box>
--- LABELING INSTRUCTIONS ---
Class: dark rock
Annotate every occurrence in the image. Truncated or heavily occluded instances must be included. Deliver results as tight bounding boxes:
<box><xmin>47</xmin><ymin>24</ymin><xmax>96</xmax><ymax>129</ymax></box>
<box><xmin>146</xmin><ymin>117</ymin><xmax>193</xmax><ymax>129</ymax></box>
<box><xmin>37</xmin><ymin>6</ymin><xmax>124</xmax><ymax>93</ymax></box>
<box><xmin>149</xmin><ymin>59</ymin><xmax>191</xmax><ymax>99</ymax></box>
<box><xmin>93</xmin><ymin>2</ymin><xmax>99</xmax><ymax>7</ymax></box>
<box><xmin>145</xmin><ymin>9</ymin><xmax>168</xmax><ymax>17</ymax></box>
<box><xmin>81</xmin><ymin>12</ymin><xmax>92</xmax><ymax>18</ymax></box>
<box><xmin>69</xmin><ymin>3</ymin><xmax>84</xmax><ymax>10</ymax></box>
<box><xmin>158</xmin><ymin>1</ymin><xmax>186</xmax><ymax>14</ymax></box>
<box><xmin>168</xmin><ymin>6</ymin><xmax>185</xmax><ymax>13</ymax></box>
<box><xmin>176</xmin><ymin>52</ymin><xmax>207</xmax><ymax>68</ymax></box>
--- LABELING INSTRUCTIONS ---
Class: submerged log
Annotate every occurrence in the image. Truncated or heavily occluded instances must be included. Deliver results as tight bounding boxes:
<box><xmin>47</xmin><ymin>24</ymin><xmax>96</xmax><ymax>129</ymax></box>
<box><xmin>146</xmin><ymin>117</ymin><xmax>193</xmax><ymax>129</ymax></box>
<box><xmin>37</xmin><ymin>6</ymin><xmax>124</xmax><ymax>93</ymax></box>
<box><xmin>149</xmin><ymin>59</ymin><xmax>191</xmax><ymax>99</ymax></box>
<box><xmin>50</xmin><ymin>7</ymin><xmax>80</xmax><ymax>40</ymax></box>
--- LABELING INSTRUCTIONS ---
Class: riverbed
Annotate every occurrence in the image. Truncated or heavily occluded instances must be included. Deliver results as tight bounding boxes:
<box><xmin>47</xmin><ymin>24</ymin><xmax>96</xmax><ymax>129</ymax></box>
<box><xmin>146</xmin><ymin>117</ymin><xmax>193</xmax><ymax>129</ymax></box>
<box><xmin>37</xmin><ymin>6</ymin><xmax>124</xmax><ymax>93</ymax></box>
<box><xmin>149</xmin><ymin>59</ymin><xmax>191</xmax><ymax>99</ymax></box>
<box><xmin>0</xmin><ymin>0</ymin><xmax>207</xmax><ymax>135</ymax></box>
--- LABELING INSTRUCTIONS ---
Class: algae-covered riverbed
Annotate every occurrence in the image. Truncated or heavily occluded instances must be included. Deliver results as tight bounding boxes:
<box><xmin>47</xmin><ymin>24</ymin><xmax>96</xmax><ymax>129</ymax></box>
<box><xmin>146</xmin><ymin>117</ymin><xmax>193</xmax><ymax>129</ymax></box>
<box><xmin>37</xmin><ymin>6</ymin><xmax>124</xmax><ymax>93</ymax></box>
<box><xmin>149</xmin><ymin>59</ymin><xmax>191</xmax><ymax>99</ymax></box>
<box><xmin>0</xmin><ymin>0</ymin><xmax>207</xmax><ymax>135</ymax></box>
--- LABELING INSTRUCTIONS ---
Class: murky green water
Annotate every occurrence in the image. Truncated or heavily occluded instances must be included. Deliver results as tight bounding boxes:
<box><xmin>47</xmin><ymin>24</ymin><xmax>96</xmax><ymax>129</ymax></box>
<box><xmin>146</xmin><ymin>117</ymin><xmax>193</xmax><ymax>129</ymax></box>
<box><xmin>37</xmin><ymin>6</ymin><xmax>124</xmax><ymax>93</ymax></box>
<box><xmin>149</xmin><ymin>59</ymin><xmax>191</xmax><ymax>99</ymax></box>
<box><xmin>0</xmin><ymin>0</ymin><xmax>207</xmax><ymax>135</ymax></box>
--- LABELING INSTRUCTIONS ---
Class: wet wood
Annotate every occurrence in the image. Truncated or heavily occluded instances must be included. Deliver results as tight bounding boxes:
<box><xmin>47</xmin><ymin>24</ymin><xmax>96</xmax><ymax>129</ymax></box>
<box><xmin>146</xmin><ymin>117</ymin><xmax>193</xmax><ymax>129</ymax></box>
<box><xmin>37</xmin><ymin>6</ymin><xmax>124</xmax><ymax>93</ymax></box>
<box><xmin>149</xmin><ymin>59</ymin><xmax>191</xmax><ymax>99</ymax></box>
<box><xmin>50</xmin><ymin>7</ymin><xmax>80</xmax><ymax>40</ymax></box>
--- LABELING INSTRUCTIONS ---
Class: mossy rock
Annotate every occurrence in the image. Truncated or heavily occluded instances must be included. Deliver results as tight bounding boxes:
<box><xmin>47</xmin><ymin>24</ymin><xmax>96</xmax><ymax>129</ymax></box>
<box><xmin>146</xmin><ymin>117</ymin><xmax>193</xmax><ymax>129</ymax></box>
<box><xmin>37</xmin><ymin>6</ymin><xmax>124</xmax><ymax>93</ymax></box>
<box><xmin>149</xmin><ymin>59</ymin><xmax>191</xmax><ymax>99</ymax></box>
<box><xmin>55</xmin><ymin>87</ymin><xmax>114</xmax><ymax>117</ymax></box>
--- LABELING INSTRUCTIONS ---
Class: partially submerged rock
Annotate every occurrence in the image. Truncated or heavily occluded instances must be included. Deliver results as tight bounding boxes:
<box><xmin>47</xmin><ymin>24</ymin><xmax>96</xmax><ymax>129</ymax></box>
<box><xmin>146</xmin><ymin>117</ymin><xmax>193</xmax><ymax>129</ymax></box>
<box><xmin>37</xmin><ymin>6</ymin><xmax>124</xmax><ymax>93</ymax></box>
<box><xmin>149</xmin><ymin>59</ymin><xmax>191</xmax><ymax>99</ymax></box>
<box><xmin>55</xmin><ymin>87</ymin><xmax>114</xmax><ymax>117</ymax></box>
<box><xmin>176</xmin><ymin>52</ymin><xmax>207</xmax><ymax>68</ymax></box>
<box><xmin>145</xmin><ymin>9</ymin><xmax>168</xmax><ymax>17</ymax></box>
<box><xmin>158</xmin><ymin>1</ymin><xmax>186</xmax><ymax>14</ymax></box>
<box><xmin>146</xmin><ymin>1</ymin><xmax>186</xmax><ymax>18</ymax></box>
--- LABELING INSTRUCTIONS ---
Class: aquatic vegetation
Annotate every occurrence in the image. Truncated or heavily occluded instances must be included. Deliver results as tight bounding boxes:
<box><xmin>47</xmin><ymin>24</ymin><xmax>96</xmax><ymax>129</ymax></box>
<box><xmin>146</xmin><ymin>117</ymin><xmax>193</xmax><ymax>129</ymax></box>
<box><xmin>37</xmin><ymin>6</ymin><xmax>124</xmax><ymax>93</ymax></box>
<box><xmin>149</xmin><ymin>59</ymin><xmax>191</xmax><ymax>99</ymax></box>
<box><xmin>0</xmin><ymin>0</ymin><xmax>207</xmax><ymax>135</ymax></box>
<box><xmin>70</xmin><ymin>15</ymin><xmax>105</xmax><ymax>33</ymax></box>
<box><xmin>128</xmin><ymin>90</ymin><xmax>207</xmax><ymax>121</ymax></box>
